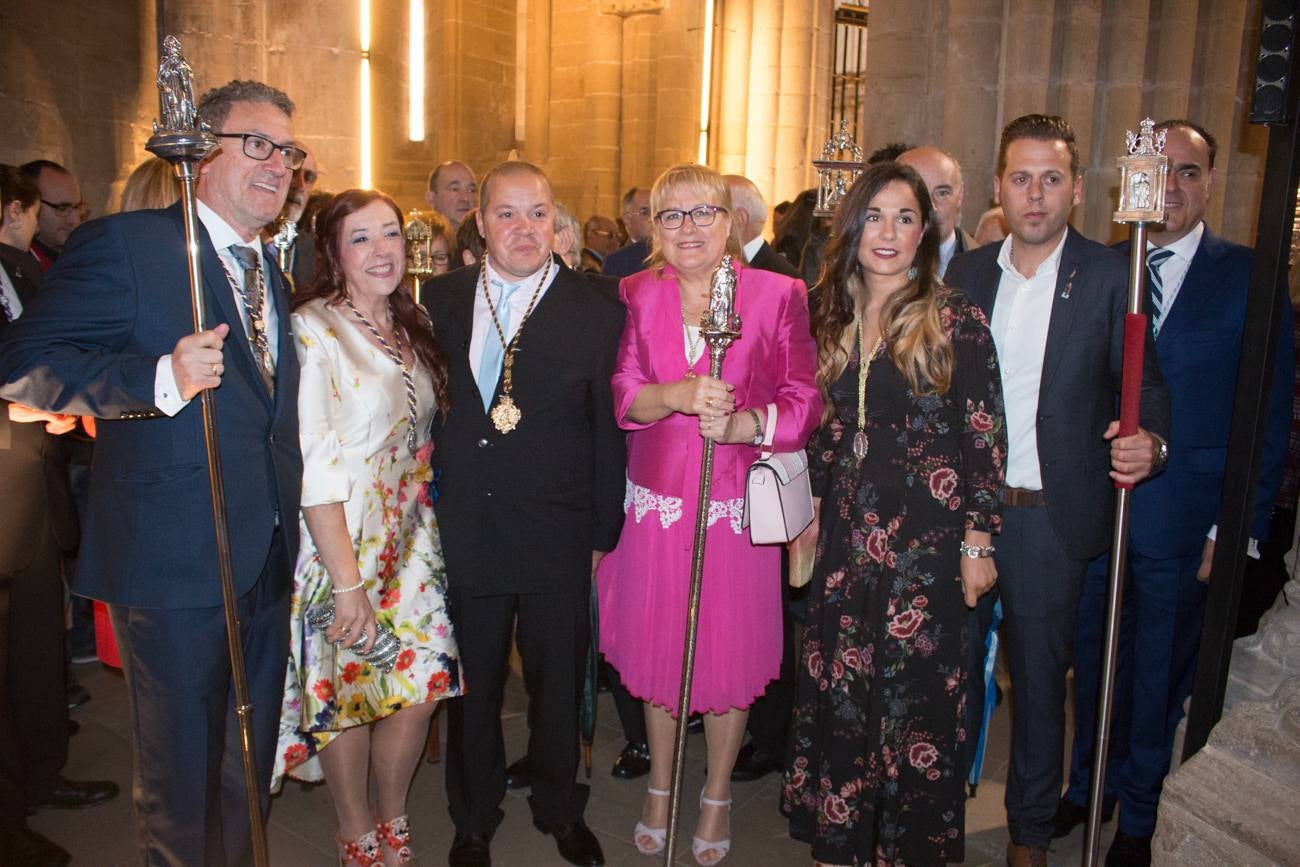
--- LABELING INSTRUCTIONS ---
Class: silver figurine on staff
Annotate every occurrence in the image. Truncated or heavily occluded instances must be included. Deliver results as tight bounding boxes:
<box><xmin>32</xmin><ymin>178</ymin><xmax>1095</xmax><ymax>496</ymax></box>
<box><xmin>145</xmin><ymin>35</ymin><xmax>272</xmax><ymax>867</ymax></box>
<box><xmin>1083</xmin><ymin>119</ymin><xmax>1169</xmax><ymax>867</ymax></box>
<box><xmin>664</xmin><ymin>255</ymin><xmax>741</xmax><ymax>864</ymax></box>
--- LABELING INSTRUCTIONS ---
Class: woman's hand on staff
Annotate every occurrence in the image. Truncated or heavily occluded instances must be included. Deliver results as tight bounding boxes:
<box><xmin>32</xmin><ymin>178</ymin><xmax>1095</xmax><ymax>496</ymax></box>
<box><xmin>670</xmin><ymin>374</ymin><xmax>735</xmax><ymax>417</ymax></box>
<box><xmin>959</xmin><ymin>530</ymin><xmax>997</xmax><ymax>608</ymax></box>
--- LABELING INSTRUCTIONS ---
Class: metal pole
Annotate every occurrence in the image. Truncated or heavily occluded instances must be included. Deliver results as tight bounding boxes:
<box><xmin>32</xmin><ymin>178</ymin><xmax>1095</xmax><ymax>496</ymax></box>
<box><xmin>146</xmin><ymin>36</ymin><xmax>269</xmax><ymax>867</ymax></box>
<box><xmin>1082</xmin><ymin>223</ymin><xmax>1147</xmax><ymax>867</ymax></box>
<box><xmin>664</xmin><ymin>257</ymin><xmax>740</xmax><ymax>865</ymax></box>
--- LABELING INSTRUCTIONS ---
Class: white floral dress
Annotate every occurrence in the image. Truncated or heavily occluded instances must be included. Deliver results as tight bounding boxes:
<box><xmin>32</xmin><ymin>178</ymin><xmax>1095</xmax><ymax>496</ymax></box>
<box><xmin>272</xmin><ymin>298</ymin><xmax>461</xmax><ymax>789</ymax></box>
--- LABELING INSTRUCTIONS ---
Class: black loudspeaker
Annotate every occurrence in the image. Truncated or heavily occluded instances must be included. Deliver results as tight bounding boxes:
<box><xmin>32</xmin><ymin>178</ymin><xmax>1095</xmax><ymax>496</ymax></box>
<box><xmin>1251</xmin><ymin>0</ymin><xmax>1299</xmax><ymax>125</ymax></box>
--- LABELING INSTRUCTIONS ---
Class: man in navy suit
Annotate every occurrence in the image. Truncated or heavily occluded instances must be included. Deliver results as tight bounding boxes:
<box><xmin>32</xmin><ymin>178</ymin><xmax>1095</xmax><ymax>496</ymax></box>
<box><xmin>602</xmin><ymin>187</ymin><xmax>652</xmax><ymax>278</ymax></box>
<box><xmin>946</xmin><ymin>114</ymin><xmax>1169</xmax><ymax>867</ymax></box>
<box><xmin>0</xmin><ymin>80</ymin><xmax>303</xmax><ymax>866</ymax></box>
<box><xmin>1057</xmin><ymin>120</ymin><xmax>1293</xmax><ymax>867</ymax></box>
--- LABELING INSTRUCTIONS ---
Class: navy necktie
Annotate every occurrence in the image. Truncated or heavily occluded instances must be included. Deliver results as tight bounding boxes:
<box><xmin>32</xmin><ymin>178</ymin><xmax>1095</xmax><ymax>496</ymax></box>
<box><xmin>1147</xmin><ymin>247</ymin><xmax>1175</xmax><ymax>336</ymax></box>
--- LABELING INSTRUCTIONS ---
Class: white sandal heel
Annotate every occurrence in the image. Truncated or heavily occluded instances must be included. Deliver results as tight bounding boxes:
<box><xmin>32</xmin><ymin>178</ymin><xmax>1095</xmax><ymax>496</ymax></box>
<box><xmin>692</xmin><ymin>789</ymin><xmax>732</xmax><ymax>866</ymax></box>
<box><xmin>633</xmin><ymin>786</ymin><xmax>670</xmax><ymax>855</ymax></box>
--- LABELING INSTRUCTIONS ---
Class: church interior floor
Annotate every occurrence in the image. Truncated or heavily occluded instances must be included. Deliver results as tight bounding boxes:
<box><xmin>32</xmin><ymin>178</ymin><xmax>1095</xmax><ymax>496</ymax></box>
<box><xmin>39</xmin><ymin>659</ymin><xmax>1114</xmax><ymax>865</ymax></box>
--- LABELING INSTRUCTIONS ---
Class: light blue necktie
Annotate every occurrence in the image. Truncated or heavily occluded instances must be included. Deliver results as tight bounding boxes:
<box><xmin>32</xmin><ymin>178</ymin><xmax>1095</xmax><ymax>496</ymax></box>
<box><xmin>1147</xmin><ymin>247</ymin><xmax>1175</xmax><ymax>337</ymax></box>
<box><xmin>477</xmin><ymin>278</ymin><xmax>523</xmax><ymax>410</ymax></box>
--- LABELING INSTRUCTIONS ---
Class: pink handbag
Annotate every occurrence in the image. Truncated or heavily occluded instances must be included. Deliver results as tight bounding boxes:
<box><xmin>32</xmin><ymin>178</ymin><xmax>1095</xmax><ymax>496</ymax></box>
<box><xmin>743</xmin><ymin>402</ymin><xmax>814</xmax><ymax>544</ymax></box>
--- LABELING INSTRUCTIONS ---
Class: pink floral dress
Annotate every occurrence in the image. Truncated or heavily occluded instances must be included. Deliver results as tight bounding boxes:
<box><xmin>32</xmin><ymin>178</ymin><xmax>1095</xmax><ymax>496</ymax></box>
<box><xmin>271</xmin><ymin>299</ymin><xmax>461</xmax><ymax>789</ymax></box>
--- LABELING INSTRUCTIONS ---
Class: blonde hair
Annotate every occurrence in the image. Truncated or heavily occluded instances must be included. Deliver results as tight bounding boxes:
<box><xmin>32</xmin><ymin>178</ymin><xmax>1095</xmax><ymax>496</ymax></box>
<box><xmin>646</xmin><ymin>163</ymin><xmax>743</xmax><ymax>274</ymax></box>
<box><xmin>119</xmin><ymin>157</ymin><xmax>181</xmax><ymax>213</ymax></box>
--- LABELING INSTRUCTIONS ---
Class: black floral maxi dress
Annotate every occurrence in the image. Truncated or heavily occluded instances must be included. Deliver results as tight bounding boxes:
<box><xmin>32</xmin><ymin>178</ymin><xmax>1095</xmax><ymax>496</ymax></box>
<box><xmin>784</xmin><ymin>292</ymin><xmax>1006</xmax><ymax>866</ymax></box>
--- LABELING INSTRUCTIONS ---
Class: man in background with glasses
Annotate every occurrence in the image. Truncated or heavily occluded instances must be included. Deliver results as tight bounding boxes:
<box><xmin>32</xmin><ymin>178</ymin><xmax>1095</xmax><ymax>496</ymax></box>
<box><xmin>18</xmin><ymin>161</ymin><xmax>85</xmax><ymax>272</ymax></box>
<box><xmin>0</xmin><ymin>79</ymin><xmax>304</xmax><ymax>866</ymax></box>
<box><xmin>603</xmin><ymin>186</ymin><xmax>653</xmax><ymax>278</ymax></box>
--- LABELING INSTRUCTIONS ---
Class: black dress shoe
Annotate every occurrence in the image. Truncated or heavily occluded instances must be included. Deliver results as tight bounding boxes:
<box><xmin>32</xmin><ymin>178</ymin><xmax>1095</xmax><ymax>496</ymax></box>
<box><xmin>1051</xmin><ymin>795</ymin><xmax>1115</xmax><ymax>839</ymax></box>
<box><xmin>730</xmin><ymin>741</ymin><xmax>784</xmax><ymax>782</ymax></box>
<box><xmin>505</xmin><ymin>755</ymin><xmax>530</xmax><ymax>789</ymax></box>
<box><xmin>67</xmin><ymin>719</ymin><xmax>80</xmax><ymax>736</ymax></box>
<box><xmin>1105</xmin><ymin>831</ymin><xmax>1152</xmax><ymax>867</ymax></box>
<box><xmin>34</xmin><ymin>777</ymin><xmax>119</xmax><ymax>810</ymax></box>
<box><xmin>687</xmin><ymin>713</ymin><xmax>704</xmax><ymax>734</ymax></box>
<box><xmin>535</xmin><ymin>819</ymin><xmax>605</xmax><ymax>866</ymax></box>
<box><xmin>610</xmin><ymin>741</ymin><xmax>650</xmax><ymax>779</ymax></box>
<box><xmin>448</xmin><ymin>831</ymin><xmax>492</xmax><ymax>867</ymax></box>
<box><xmin>0</xmin><ymin>825</ymin><xmax>70</xmax><ymax>866</ymax></box>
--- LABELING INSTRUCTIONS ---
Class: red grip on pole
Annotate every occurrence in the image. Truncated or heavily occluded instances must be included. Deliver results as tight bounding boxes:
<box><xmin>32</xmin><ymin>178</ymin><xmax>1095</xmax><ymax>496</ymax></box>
<box><xmin>1116</xmin><ymin>312</ymin><xmax>1147</xmax><ymax>490</ymax></box>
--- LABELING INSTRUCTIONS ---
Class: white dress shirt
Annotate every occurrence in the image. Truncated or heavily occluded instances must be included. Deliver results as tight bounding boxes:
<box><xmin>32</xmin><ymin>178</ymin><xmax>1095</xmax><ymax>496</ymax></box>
<box><xmin>938</xmin><ymin>231</ymin><xmax>959</xmax><ymax>278</ymax></box>
<box><xmin>1147</xmin><ymin>220</ymin><xmax>1204</xmax><ymax>320</ymax></box>
<box><xmin>468</xmin><ymin>257</ymin><xmax>559</xmax><ymax>382</ymax></box>
<box><xmin>155</xmin><ymin>201</ymin><xmax>282</xmax><ymax>415</ymax></box>
<box><xmin>989</xmin><ymin>231</ymin><xmax>1069</xmax><ymax>490</ymax></box>
<box><xmin>742</xmin><ymin>234</ymin><xmax>765</xmax><ymax>264</ymax></box>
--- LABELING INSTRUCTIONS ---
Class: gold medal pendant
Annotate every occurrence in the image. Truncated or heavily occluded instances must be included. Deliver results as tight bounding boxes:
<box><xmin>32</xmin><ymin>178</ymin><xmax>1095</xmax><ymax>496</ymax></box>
<box><xmin>852</xmin><ymin>430</ymin><xmax>869</xmax><ymax>461</ymax></box>
<box><xmin>491</xmin><ymin>395</ymin><xmax>522</xmax><ymax>433</ymax></box>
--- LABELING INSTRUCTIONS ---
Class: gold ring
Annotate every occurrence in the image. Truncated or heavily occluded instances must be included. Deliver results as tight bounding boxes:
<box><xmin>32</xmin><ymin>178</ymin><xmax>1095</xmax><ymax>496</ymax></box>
<box><xmin>706</xmin><ymin>397</ymin><xmax>714</xmax><ymax>408</ymax></box>
<box><xmin>210</xmin><ymin>364</ymin><xmax>218</xmax><ymax>376</ymax></box>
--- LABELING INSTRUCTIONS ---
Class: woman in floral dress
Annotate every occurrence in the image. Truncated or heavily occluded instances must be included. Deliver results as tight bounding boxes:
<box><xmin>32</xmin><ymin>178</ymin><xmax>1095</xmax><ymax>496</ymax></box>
<box><xmin>272</xmin><ymin>189</ymin><xmax>462</xmax><ymax>866</ymax></box>
<box><xmin>783</xmin><ymin>163</ymin><xmax>1006</xmax><ymax>866</ymax></box>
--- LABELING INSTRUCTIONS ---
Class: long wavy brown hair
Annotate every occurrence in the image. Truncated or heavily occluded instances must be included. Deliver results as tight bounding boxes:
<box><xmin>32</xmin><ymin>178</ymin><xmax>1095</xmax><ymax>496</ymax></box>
<box><xmin>292</xmin><ymin>189</ymin><xmax>450</xmax><ymax>411</ymax></box>
<box><xmin>810</xmin><ymin>162</ymin><xmax>952</xmax><ymax>424</ymax></box>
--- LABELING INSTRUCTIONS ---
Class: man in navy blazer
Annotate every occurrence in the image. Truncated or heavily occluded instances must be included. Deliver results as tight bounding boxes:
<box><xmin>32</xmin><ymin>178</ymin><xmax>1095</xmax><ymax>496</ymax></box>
<box><xmin>603</xmin><ymin>187</ymin><xmax>652</xmax><ymax>278</ymax></box>
<box><xmin>0</xmin><ymin>80</ymin><xmax>303</xmax><ymax>865</ymax></box>
<box><xmin>1057</xmin><ymin>120</ymin><xmax>1294</xmax><ymax>867</ymax></box>
<box><xmin>946</xmin><ymin>114</ymin><xmax>1169</xmax><ymax>867</ymax></box>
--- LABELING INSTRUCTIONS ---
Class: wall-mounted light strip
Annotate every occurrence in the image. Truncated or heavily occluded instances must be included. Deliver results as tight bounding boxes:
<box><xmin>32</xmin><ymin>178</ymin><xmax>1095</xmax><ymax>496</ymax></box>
<box><xmin>409</xmin><ymin>0</ymin><xmax>425</xmax><ymax>141</ymax></box>
<box><xmin>697</xmin><ymin>0</ymin><xmax>716</xmax><ymax>164</ymax></box>
<box><xmin>360</xmin><ymin>0</ymin><xmax>373</xmax><ymax>187</ymax></box>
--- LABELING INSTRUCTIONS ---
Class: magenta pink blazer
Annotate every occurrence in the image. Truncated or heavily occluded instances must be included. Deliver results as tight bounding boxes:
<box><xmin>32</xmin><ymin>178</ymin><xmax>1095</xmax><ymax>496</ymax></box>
<box><xmin>612</xmin><ymin>262</ymin><xmax>822</xmax><ymax>500</ymax></box>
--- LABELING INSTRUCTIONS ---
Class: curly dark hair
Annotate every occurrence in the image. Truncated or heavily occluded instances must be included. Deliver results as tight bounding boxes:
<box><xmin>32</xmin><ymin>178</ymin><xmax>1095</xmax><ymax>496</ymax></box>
<box><xmin>292</xmin><ymin>189</ymin><xmax>450</xmax><ymax>412</ymax></box>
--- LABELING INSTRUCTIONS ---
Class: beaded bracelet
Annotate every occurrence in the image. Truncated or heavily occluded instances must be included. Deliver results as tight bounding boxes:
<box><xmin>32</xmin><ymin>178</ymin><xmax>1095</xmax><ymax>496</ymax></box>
<box><xmin>331</xmin><ymin>582</ymin><xmax>365</xmax><ymax>595</ymax></box>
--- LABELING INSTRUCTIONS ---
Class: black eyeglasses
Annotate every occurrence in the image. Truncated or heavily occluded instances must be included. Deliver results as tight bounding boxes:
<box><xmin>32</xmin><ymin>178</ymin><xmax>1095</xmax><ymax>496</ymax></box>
<box><xmin>654</xmin><ymin>205</ymin><xmax>726</xmax><ymax>230</ymax></box>
<box><xmin>298</xmin><ymin>168</ymin><xmax>318</xmax><ymax>185</ymax></box>
<box><xmin>431</xmin><ymin>252</ymin><xmax>451</xmax><ymax>265</ymax></box>
<box><xmin>40</xmin><ymin>199</ymin><xmax>87</xmax><ymax>216</ymax></box>
<box><xmin>624</xmin><ymin>206</ymin><xmax>652</xmax><ymax>218</ymax></box>
<box><xmin>214</xmin><ymin>133</ymin><xmax>308</xmax><ymax>170</ymax></box>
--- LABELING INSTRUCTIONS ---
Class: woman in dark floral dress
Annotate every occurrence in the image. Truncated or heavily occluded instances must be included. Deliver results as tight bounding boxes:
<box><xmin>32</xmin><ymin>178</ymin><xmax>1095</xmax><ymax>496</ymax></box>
<box><xmin>783</xmin><ymin>162</ymin><xmax>1007</xmax><ymax>866</ymax></box>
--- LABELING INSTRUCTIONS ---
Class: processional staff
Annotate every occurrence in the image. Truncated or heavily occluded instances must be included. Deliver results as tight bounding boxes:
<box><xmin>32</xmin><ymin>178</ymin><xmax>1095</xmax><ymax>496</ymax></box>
<box><xmin>663</xmin><ymin>256</ymin><xmax>741</xmax><ymax>865</ymax></box>
<box><xmin>1082</xmin><ymin>118</ymin><xmax>1170</xmax><ymax>867</ymax></box>
<box><xmin>145</xmin><ymin>35</ymin><xmax>271</xmax><ymax>867</ymax></box>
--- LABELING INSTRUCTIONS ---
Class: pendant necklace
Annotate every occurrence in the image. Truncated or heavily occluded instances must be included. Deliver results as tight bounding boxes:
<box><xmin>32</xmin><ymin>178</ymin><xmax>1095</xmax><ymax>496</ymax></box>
<box><xmin>480</xmin><ymin>254</ymin><xmax>552</xmax><ymax>433</ymax></box>
<box><xmin>682</xmin><ymin>304</ymin><xmax>704</xmax><ymax>372</ymax></box>
<box><xmin>345</xmin><ymin>298</ymin><xmax>420</xmax><ymax>455</ymax></box>
<box><xmin>854</xmin><ymin>316</ymin><xmax>884</xmax><ymax>462</ymax></box>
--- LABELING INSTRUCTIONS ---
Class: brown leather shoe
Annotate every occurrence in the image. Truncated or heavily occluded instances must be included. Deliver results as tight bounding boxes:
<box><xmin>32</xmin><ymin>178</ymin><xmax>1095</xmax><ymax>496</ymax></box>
<box><xmin>1007</xmin><ymin>841</ymin><xmax>1048</xmax><ymax>867</ymax></box>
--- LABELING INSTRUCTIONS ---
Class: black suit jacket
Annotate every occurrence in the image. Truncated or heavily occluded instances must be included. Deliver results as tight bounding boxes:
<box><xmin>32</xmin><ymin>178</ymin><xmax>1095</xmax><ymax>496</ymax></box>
<box><xmin>602</xmin><ymin>239</ymin><xmax>650</xmax><ymax>278</ymax></box>
<box><xmin>421</xmin><ymin>262</ymin><xmax>626</xmax><ymax>596</ymax></box>
<box><xmin>0</xmin><ymin>204</ymin><xmax>302</xmax><ymax>607</ymax></box>
<box><xmin>947</xmin><ymin>227</ymin><xmax>1170</xmax><ymax>560</ymax></box>
<box><xmin>748</xmin><ymin>239</ymin><xmax>801</xmax><ymax>279</ymax></box>
<box><xmin>0</xmin><ymin>246</ymin><xmax>77</xmax><ymax>574</ymax></box>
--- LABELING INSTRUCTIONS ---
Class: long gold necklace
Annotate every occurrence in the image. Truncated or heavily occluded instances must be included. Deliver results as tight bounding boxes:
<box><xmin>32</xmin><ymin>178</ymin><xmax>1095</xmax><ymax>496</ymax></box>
<box><xmin>480</xmin><ymin>254</ymin><xmax>552</xmax><ymax>433</ymax></box>
<box><xmin>682</xmin><ymin>300</ymin><xmax>706</xmax><ymax>377</ymax></box>
<box><xmin>854</xmin><ymin>316</ymin><xmax>885</xmax><ymax>462</ymax></box>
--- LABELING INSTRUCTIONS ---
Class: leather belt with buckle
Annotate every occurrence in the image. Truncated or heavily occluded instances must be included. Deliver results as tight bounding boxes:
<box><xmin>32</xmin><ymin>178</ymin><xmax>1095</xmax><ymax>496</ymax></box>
<box><xmin>1004</xmin><ymin>487</ymin><xmax>1047</xmax><ymax>508</ymax></box>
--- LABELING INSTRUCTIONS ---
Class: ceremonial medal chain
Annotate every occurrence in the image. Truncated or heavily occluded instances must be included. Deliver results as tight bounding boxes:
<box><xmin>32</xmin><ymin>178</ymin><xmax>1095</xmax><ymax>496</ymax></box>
<box><xmin>344</xmin><ymin>298</ymin><xmax>420</xmax><ymax>455</ymax></box>
<box><xmin>854</xmin><ymin>316</ymin><xmax>885</xmax><ymax>462</ymax></box>
<box><xmin>480</xmin><ymin>254</ymin><xmax>552</xmax><ymax>433</ymax></box>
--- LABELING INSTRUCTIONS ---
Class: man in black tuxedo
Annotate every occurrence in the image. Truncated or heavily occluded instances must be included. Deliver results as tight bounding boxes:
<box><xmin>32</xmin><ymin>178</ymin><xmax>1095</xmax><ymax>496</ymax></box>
<box><xmin>725</xmin><ymin>173</ymin><xmax>801</xmax><ymax>282</ymax></box>
<box><xmin>946</xmin><ymin>114</ymin><xmax>1169</xmax><ymax>867</ymax></box>
<box><xmin>0</xmin><ymin>81</ymin><xmax>303</xmax><ymax>866</ymax></box>
<box><xmin>422</xmin><ymin>161</ymin><xmax>625</xmax><ymax>867</ymax></box>
<box><xmin>898</xmin><ymin>145</ymin><xmax>978</xmax><ymax>277</ymax></box>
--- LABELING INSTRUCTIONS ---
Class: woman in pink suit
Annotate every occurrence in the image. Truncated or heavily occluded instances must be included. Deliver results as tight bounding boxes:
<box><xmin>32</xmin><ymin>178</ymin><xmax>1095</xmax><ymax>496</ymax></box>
<box><xmin>597</xmin><ymin>163</ymin><xmax>820</xmax><ymax>865</ymax></box>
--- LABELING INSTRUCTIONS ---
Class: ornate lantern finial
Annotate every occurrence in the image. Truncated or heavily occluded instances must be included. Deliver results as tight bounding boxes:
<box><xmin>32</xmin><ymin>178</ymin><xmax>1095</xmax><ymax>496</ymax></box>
<box><xmin>1114</xmin><ymin>118</ymin><xmax>1169</xmax><ymax>224</ymax></box>
<box><xmin>812</xmin><ymin>119</ymin><xmax>866</xmax><ymax>218</ymax></box>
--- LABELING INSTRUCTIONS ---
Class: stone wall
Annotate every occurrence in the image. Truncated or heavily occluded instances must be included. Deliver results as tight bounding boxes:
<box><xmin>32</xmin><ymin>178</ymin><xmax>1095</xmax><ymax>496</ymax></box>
<box><xmin>0</xmin><ymin>0</ymin><xmax>1278</xmax><ymax>245</ymax></box>
<box><xmin>861</xmin><ymin>0</ymin><xmax>1270</xmax><ymax>245</ymax></box>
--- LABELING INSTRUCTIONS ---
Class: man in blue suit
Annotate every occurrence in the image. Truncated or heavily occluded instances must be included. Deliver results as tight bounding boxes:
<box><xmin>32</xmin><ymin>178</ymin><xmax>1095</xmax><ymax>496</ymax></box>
<box><xmin>0</xmin><ymin>80</ymin><xmax>303</xmax><ymax>865</ymax></box>
<box><xmin>946</xmin><ymin>114</ymin><xmax>1169</xmax><ymax>867</ymax></box>
<box><xmin>1057</xmin><ymin>120</ymin><xmax>1294</xmax><ymax>867</ymax></box>
<box><xmin>602</xmin><ymin>187</ymin><xmax>652</xmax><ymax>278</ymax></box>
